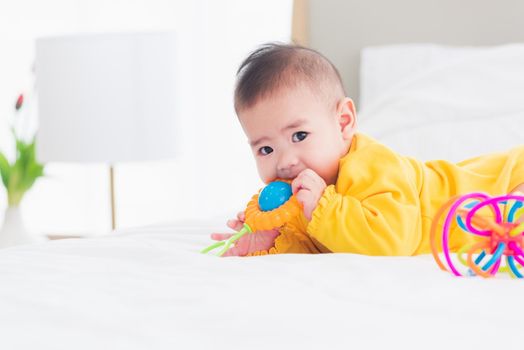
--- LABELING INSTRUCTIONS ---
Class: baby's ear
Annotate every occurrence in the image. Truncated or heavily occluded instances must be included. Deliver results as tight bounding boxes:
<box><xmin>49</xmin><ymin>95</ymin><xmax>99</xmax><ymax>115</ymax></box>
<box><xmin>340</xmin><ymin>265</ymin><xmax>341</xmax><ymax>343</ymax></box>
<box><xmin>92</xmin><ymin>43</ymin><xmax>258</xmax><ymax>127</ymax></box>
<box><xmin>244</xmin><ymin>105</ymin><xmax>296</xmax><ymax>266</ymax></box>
<box><xmin>337</xmin><ymin>97</ymin><xmax>357</xmax><ymax>140</ymax></box>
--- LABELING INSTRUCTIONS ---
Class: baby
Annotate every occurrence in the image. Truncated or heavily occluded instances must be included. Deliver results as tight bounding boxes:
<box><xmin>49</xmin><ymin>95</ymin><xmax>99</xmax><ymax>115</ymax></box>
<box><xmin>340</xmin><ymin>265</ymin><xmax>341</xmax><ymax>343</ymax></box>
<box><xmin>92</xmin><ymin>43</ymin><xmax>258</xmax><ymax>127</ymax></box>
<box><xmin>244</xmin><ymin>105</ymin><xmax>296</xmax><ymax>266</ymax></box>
<box><xmin>211</xmin><ymin>43</ymin><xmax>524</xmax><ymax>257</ymax></box>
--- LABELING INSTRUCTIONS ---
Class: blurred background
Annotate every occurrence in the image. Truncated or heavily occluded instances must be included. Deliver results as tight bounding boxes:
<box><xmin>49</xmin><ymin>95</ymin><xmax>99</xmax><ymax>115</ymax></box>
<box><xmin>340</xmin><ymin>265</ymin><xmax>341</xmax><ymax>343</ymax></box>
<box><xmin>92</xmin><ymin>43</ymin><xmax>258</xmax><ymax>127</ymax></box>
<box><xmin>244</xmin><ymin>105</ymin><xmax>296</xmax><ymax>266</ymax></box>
<box><xmin>0</xmin><ymin>0</ymin><xmax>293</xmax><ymax>236</ymax></box>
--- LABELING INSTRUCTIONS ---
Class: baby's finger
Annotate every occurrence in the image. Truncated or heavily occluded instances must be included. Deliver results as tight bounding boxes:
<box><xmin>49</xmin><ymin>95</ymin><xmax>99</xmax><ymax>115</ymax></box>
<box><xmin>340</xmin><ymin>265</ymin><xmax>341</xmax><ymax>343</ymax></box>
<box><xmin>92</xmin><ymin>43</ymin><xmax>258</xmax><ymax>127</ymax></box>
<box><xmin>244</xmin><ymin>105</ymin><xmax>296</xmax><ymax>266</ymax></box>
<box><xmin>210</xmin><ymin>233</ymin><xmax>233</xmax><ymax>241</ymax></box>
<box><xmin>292</xmin><ymin>175</ymin><xmax>307</xmax><ymax>194</ymax></box>
<box><xmin>292</xmin><ymin>171</ymin><xmax>314</xmax><ymax>193</ymax></box>
<box><xmin>294</xmin><ymin>169</ymin><xmax>324</xmax><ymax>192</ymax></box>
<box><xmin>237</xmin><ymin>211</ymin><xmax>246</xmax><ymax>222</ymax></box>
<box><xmin>227</xmin><ymin>219</ymin><xmax>244</xmax><ymax>231</ymax></box>
<box><xmin>295</xmin><ymin>189</ymin><xmax>311</xmax><ymax>206</ymax></box>
<box><xmin>295</xmin><ymin>190</ymin><xmax>315</xmax><ymax>219</ymax></box>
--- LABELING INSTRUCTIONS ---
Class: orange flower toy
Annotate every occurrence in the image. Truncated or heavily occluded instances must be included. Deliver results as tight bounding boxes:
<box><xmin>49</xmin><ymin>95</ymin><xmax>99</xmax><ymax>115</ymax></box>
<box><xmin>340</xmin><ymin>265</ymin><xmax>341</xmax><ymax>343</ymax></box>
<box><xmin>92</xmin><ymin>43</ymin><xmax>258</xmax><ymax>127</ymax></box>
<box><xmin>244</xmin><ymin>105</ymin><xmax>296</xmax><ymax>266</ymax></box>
<box><xmin>201</xmin><ymin>180</ymin><xmax>301</xmax><ymax>256</ymax></box>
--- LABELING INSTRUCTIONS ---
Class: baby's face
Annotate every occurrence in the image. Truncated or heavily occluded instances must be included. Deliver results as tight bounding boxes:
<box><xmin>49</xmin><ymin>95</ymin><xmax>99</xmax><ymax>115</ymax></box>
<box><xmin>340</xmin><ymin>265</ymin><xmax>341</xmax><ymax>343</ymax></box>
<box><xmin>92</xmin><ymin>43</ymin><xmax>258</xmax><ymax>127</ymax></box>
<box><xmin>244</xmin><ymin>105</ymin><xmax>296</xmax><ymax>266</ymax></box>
<box><xmin>238</xmin><ymin>84</ymin><xmax>355</xmax><ymax>185</ymax></box>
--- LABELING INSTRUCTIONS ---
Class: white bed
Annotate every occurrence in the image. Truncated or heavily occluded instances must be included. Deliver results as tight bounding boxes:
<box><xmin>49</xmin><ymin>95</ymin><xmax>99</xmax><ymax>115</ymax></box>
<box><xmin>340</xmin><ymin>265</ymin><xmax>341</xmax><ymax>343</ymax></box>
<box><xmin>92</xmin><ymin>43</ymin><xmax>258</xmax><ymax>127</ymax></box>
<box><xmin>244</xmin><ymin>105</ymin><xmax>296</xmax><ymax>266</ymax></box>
<box><xmin>1</xmin><ymin>224</ymin><xmax>523</xmax><ymax>350</ymax></box>
<box><xmin>2</xmin><ymin>1</ymin><xmax>524</xmax><ymax>349</ymax></box>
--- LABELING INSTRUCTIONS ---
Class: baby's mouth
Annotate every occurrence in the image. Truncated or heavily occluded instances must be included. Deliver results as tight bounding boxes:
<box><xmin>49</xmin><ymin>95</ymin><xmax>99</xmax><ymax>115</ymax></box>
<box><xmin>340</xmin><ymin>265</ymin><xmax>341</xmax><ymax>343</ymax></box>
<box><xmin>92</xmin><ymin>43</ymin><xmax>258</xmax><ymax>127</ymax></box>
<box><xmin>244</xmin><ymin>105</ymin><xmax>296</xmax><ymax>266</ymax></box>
<box><xmin>276</xmin><ymin>169</ymin><xmax>302</xmax><ymax>181</ymax></box>
<box><xmin>275</xmin><ymin>173</ymin><xmax>298</xmax><ymax>181</ymax></box>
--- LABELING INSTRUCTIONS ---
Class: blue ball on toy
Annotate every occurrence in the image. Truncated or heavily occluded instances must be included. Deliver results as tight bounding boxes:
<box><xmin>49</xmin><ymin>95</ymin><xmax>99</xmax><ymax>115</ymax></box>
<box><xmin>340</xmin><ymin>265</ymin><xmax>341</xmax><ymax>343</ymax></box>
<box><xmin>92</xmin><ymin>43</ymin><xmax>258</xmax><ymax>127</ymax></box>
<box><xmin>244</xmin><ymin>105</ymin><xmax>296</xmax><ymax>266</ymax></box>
<box><xmin>258</xmin><ymin>181</ymin><xmax>292</xmax><ymax>211</ymax></box>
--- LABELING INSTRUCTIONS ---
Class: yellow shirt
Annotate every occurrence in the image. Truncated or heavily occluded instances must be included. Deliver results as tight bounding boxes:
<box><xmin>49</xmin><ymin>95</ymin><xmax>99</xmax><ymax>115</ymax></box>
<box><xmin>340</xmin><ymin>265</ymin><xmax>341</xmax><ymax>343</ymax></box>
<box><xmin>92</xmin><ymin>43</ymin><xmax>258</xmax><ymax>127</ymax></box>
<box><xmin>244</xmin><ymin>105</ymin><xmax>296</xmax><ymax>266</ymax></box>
<box><xmin>250</xmin><ymin>133</ymin><xmax>524</xmax><ymax>256</ymax></box>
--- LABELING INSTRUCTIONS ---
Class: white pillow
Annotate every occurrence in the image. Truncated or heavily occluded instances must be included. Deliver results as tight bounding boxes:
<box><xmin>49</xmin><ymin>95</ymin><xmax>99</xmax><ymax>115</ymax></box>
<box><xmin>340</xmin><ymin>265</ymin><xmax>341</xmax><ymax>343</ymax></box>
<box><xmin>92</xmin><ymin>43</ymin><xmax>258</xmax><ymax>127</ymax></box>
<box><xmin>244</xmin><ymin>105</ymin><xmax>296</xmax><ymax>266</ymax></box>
<box><xmin>358</xmin><ymin>44</ymin><xmax>524</xmax><ymax>162</ymax></box>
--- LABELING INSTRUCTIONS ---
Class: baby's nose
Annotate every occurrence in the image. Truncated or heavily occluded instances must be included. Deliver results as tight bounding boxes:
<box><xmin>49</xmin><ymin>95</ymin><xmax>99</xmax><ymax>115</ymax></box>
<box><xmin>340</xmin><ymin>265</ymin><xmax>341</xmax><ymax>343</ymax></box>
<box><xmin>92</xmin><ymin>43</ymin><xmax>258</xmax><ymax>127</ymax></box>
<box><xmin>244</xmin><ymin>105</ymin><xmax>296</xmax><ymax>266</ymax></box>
<box><xmin>277</xmin><ymin>153</ymin><xmax>299</xmax><ymax>177</ymax></box>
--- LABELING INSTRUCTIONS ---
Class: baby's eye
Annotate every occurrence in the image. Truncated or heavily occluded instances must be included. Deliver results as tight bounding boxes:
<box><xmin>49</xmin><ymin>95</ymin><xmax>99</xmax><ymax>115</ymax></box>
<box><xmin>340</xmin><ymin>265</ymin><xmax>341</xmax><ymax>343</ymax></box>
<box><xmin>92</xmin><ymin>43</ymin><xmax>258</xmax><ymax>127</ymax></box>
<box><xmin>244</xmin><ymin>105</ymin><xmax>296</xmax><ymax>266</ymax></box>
<box><xmin>292</xmin><ymin>131</ymin><xmax>308</xmax><ymax>142</ymax></box>
<box><xmin>259</xmin><ymin>146</ymin><xmax>273</xmax><ymax>156</ymax></box>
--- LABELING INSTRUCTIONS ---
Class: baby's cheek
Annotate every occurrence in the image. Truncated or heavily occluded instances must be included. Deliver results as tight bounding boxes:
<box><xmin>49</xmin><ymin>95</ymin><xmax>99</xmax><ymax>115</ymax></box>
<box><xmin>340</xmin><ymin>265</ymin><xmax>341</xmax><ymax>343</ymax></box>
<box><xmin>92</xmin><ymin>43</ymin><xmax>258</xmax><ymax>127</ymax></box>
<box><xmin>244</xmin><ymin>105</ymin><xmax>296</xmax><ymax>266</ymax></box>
<box><xmin>256</xmin><ymin>162</ymin><xmax>274</xmax><ymax>184</ymax></box>
<box><xmin>314</xmin><ymin>157</ymin><xmax>340</xmax><ymax>185</ymax></box>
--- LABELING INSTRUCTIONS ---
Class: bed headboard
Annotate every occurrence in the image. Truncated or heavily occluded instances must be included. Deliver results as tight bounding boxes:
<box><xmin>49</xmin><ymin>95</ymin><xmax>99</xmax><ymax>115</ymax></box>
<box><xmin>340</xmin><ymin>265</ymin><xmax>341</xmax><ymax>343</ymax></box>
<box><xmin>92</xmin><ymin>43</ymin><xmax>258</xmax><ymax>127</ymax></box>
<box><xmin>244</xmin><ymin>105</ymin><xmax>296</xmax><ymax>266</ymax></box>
<box><xmin>293</xmin><ymin>0</ymin><xmax>524</xmax><ymax>106</ymax></box>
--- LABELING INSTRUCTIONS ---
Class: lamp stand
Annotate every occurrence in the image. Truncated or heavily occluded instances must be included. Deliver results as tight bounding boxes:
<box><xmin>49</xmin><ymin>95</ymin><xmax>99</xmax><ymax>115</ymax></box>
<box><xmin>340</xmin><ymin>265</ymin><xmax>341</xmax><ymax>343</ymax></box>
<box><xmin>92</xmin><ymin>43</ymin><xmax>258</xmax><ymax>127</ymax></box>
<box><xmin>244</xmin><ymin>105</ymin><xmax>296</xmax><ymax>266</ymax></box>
<box><xmin>109</xmin><ymin>164</ymin><xmax>116</xmax><ymax>231</ymax></box>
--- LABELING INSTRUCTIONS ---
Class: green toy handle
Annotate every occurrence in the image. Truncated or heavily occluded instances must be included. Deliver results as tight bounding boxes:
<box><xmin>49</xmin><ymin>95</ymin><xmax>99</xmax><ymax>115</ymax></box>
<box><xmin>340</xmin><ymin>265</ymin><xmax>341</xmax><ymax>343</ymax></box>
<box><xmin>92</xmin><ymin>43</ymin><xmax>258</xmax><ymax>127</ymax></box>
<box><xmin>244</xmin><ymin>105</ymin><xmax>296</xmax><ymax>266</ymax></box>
<box><xmin>201</xmin><ymin>223</ymin><xmax>253</xmax><ymax>256</ymax></box>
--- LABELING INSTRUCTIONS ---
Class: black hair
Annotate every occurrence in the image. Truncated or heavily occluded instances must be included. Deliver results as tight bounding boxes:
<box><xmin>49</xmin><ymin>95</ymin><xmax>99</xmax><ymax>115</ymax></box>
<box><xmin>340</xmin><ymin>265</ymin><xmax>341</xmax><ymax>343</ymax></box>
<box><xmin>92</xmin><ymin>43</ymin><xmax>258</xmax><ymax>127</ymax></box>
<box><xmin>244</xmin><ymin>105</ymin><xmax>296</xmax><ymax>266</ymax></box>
<box><xmin>234</xmin><ymin>42</ymin><xmax>346</xmax><ymax>113</ymax></box>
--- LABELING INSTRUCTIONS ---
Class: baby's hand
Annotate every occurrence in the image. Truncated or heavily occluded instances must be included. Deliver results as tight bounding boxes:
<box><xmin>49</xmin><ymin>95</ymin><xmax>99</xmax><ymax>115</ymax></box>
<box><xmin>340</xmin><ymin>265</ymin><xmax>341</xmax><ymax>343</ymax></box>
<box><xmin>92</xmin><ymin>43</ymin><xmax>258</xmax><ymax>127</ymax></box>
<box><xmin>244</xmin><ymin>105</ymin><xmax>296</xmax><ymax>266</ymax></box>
<box><xmin>210</xmin><ymin>211</ymin><xmax>280</xmax><ymax>256</ymax></box>
<box><xmin>225</xmin><ymin>211</ymin><xmax>246</xmax><ymax>232</ymax></box>
<box><xmin>292</xmin><ymin>169</ymin><xmax>327</xmax><ymax>220</ymax></box>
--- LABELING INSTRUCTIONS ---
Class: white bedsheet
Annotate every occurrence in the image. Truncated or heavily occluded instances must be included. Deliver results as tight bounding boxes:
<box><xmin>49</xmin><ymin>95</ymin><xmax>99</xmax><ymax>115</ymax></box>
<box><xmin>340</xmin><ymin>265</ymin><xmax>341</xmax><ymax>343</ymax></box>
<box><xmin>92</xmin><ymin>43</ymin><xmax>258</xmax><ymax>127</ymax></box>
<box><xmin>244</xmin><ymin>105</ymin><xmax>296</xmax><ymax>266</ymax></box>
<box><xmin>0</xmin><ymin>224</ymin><xmax>522</xmax><ymax>350</ymax></box>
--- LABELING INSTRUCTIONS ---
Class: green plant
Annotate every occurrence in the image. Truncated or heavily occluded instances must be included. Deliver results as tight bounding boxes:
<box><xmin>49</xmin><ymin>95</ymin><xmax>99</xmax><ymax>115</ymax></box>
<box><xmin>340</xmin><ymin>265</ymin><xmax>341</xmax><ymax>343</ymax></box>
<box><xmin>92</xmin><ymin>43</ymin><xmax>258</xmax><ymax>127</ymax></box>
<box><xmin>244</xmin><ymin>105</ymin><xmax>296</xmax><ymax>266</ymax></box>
<box><xmin>0</xmin><ymin>94</ymin><xmax>44</xmax><ymax>206</ymax></box>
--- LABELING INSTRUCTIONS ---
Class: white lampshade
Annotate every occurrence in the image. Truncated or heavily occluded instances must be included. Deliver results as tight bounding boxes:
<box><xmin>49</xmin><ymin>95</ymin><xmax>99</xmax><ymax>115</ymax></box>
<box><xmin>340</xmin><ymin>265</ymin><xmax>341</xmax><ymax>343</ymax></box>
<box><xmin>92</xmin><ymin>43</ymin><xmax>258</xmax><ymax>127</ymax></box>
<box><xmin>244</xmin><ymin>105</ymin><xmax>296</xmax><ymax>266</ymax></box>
<box><xmin>35</xmin><ymin>32</ymin><xmax>178</xmax><ymax>163</ymax></box>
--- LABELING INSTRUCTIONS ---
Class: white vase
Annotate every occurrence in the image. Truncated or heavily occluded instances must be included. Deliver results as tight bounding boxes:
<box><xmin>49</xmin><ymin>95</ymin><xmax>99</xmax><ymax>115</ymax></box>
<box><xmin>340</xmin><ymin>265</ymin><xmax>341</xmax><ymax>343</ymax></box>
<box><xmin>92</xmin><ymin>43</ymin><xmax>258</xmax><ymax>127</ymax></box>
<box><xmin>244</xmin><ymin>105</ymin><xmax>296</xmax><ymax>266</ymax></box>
<box><xmin>0</xmin><ymin>206</ymin><xmax>46</xmax><ymax>248</ymax></box>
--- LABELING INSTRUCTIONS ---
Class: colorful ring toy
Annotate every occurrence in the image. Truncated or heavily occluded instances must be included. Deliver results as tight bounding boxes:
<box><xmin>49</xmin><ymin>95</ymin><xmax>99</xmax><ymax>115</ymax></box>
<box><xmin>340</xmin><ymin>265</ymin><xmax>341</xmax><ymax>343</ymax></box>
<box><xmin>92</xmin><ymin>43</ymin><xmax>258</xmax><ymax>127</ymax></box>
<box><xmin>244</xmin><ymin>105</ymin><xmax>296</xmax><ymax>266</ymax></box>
<box><xmin>431</xmin><ymin>193</ymin><xmax>524</xmax><ymax>278</ymax></box>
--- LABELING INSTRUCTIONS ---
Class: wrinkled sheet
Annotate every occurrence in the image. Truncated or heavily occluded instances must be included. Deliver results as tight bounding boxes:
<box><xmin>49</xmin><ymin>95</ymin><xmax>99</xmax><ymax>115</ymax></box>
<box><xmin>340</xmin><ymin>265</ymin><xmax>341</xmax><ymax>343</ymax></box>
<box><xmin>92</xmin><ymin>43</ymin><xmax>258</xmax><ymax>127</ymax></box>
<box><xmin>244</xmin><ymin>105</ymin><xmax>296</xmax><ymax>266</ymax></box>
<box><xmin>0</xmin><ymin>224</ymin><xmax>522</xmax><ymax>350</ymax></box>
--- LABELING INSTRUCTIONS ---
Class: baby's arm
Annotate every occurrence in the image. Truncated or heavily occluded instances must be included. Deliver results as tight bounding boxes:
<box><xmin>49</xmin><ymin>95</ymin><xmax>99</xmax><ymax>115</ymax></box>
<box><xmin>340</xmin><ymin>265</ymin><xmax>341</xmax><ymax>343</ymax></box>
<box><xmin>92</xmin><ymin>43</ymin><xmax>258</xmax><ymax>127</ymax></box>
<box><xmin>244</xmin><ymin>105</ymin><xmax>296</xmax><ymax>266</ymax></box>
<box><xmin>509</xmin><ymin>146</ymin><xmax>524</xmax><ymax>194</ymax></box>
<box><xmin>307</xmin><ymin>186</ymin><xmax>421</xmax><ymax>256</ymax></box>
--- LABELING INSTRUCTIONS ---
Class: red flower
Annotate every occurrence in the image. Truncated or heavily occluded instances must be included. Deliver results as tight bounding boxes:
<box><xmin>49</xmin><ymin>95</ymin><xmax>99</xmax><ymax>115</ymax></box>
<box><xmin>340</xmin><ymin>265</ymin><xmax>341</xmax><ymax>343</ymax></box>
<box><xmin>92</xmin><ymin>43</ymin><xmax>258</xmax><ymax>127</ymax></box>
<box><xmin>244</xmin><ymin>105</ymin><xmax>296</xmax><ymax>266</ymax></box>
<box><xmin>15</xmin><ymin>94</ymin><xmax>24</xmax><ymax>111</ymax></box>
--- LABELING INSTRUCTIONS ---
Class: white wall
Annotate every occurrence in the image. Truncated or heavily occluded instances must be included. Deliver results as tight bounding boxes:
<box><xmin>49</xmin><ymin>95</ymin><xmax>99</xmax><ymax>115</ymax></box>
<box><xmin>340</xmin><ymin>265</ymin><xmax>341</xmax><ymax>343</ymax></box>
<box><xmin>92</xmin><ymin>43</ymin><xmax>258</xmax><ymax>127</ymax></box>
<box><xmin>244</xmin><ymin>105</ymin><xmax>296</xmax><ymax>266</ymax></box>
<box><xmin>0</xmin><ymin>0</ymin><xmax>293</xmax><ymax>235</ymax></box>
<box><xmin>308</xmin><ymin>0</ymin><xmax>524</xmax><ymax>106</ymax></box>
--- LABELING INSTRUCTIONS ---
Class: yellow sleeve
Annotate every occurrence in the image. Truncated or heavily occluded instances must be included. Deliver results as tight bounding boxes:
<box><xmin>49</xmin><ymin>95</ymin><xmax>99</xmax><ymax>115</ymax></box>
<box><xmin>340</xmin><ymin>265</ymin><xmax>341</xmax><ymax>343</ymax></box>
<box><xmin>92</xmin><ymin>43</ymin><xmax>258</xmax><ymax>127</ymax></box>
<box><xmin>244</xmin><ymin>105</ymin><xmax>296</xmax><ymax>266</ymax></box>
<box><xmin>307</xmin><ymin>185</ymin><xmax>421</xmax><ymax>256</ymax></box>
<box><xmin>247</xmin><ymin>224</ymin><xmax>323</xmax><ymax>256</ymax></box>
<box><xmin>509</xmin><ymin>145</ymin><xmax>524</xmax><ymax>191</ymax></box>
